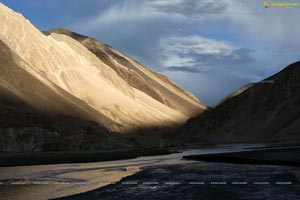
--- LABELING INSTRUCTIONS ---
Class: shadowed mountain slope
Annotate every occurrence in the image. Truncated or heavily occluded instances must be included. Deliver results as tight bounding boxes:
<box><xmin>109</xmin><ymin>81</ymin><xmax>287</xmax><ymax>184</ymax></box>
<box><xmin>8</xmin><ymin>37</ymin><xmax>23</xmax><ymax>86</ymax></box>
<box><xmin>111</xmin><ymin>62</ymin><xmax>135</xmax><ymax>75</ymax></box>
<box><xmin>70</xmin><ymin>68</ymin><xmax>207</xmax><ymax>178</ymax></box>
<box><xmin>180</xmin><ymin>62</ymin><xmax>300</xmax><ymax>144</ymax></box>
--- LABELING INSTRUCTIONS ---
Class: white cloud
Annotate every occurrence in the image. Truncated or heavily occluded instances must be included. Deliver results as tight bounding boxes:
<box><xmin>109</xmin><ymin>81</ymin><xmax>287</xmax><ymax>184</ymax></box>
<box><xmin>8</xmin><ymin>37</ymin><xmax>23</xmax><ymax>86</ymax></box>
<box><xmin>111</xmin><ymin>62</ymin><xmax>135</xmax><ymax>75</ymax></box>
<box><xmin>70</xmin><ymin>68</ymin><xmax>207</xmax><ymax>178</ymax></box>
<box><xmin>164</xmin><ymin>35</ymin><xmax>233</xmax><ymax>55</ymax></box>
<box><xmin>158</xmin><ymin>35</ymin><xmax>233</xmax><ymax>69</ymax></box>
<box><xmin>145</xmin><ymin>0</ymin><xmax>235</xmax><ymax>17</ymax></box>
<box><xmin>76</xmin><ymin>0</ymin><xmax>181</xmax><ymax>32</ymax></box>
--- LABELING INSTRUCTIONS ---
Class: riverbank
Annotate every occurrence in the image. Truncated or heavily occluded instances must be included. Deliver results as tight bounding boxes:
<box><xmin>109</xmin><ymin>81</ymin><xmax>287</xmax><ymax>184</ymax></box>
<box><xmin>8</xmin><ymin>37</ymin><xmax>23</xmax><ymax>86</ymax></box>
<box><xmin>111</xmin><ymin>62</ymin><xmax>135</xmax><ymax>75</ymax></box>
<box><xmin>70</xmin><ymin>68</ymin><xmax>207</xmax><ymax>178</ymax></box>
<box><xmin>0</xmin><ymin>148</ymin><xmax>172</xmax><ymax>167</ymax></box>
<box><xmin>184</xmin><ymin>146</ymin><xmax>300</xmax><ymax>166</ymax></box>
<box><xmin>1</xmin><ymin>144</ymin><xmax>294</xmax><ymax>200</ymax></box>
<box><xmin>0</xmin><ymin>148</ymin><xmax>191</xmax><ymax>200</ymax></box>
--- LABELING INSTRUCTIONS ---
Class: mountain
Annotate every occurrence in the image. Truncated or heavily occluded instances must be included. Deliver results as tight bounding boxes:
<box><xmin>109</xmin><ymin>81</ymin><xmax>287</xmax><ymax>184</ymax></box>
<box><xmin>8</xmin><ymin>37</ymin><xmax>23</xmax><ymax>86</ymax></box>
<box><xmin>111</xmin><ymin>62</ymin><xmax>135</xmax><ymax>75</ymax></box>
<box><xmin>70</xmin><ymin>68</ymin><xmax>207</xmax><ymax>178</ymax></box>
<box><xmin>180</xmin><ymin>62</ymin><xmax>300</xmax><ymax>144</ymax></box>
<box><xmin>0</xmin><ymin>3</ymin><xmax>206</xmax><ymax>151</ymax></box>
<box><xmin>43</xmin><ymin>28</ymin><xmax>205</xmax><ymax>117</ymax></box>
<box><xmin>214</xmin><ymin>83</ymin><xmax>255</xmax><ymax>107</ymax></box>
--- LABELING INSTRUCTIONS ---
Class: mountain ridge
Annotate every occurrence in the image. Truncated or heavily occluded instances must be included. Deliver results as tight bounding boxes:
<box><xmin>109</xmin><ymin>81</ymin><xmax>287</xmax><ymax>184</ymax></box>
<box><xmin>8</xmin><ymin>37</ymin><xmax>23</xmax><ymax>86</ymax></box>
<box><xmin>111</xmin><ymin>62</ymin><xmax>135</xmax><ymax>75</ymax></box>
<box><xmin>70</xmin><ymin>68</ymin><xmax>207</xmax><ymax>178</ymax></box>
<box><xmin>0</xmin><ymin>3</ymin><xmax>206</xmax><ymax>131</ymax></box>
<box><xmin>43</xmin><ymin>28</ymin><xmax>205</xmax><ymax>117</ymax></box>
<box><xmin>179</xmin><ymin>61</ymin><xmax>300</xmax><ymax>144</ymax></box>
<box><xmin>0</xmin><ymin>3</ymin><xmax>206</xmax><ymax>151</ymax></box>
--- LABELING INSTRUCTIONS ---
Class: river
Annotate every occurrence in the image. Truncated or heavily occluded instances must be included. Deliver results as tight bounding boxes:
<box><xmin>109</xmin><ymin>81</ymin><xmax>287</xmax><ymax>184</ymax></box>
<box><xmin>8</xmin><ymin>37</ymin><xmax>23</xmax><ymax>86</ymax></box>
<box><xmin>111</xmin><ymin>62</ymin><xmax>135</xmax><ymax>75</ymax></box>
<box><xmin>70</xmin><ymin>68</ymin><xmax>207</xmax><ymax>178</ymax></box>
<box><xmin>1</xmin><ymin>144</ymin><xmax>299</xmax><ymax>200</ymax></box>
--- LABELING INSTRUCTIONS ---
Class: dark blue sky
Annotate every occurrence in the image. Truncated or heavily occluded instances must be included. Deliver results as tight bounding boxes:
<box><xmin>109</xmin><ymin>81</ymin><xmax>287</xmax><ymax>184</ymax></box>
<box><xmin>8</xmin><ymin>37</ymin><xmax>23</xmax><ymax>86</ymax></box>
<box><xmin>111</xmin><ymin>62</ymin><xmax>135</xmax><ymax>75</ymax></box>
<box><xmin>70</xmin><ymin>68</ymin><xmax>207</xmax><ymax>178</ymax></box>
<box><xmin>1</xmin><ymin>0</ymin><xmax>299</xmax><ymax>106</ymax></box>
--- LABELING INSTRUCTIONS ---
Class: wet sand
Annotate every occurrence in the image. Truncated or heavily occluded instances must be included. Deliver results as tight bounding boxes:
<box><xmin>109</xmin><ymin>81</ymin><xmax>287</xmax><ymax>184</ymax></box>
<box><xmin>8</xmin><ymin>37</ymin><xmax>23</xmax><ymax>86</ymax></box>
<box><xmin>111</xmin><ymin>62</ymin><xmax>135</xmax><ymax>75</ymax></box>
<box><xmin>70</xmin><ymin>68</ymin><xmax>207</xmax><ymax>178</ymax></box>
<box><xmin>0</xmin><ymin>149</ymin><xmax>198</xmax><ymax>200</ymax></box>
<box><xmin>0</xmin><ymin>161</ymin><xmax>140</xmax><ymax>199</ymax></box>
